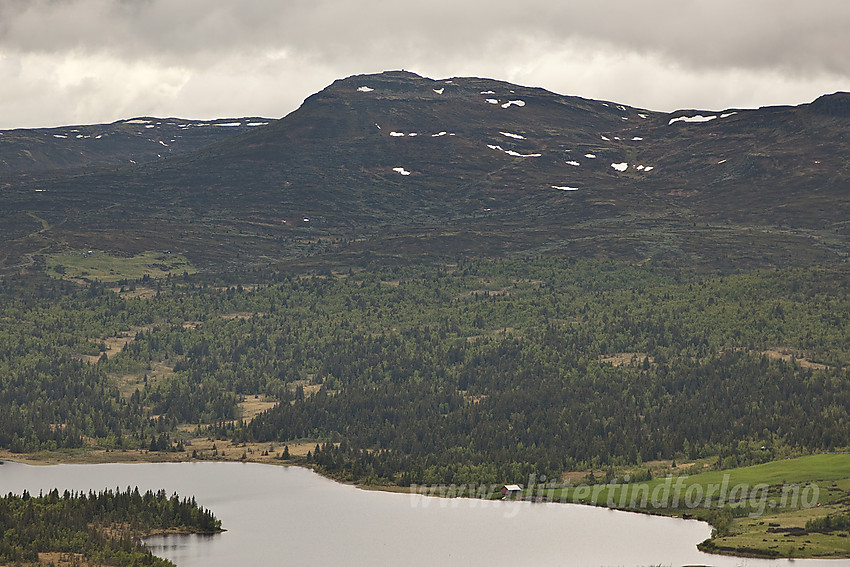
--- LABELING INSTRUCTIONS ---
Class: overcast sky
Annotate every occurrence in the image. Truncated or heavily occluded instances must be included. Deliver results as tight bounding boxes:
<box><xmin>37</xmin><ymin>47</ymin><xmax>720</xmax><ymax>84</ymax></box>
<box><xmin>1</xmin><ymin>0</ymin><xmax>849</xmax><ymax>129</ymax></box>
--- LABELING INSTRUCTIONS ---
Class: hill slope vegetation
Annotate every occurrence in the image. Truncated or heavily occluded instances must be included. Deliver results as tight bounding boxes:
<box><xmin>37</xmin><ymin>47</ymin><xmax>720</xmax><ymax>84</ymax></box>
<box><xmin>2</xmin><ymin>71</ymin><xmax>849</xmax><ymax>271</ymax></box>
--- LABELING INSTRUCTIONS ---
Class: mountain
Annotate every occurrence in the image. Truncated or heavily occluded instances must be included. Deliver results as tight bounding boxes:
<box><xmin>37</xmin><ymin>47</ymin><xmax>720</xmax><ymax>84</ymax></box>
<box><xmin>2</xmin><ymin>71</ymin><xmax>849</xmax><ymax>272</ymax></box>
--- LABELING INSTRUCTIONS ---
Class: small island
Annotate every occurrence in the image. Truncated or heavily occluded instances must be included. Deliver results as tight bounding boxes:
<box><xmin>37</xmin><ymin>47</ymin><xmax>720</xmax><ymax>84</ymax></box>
<box><xmin>0</xmin><ymin>487</ymin><xmax>222</xmax><ymax>566</ymax></box>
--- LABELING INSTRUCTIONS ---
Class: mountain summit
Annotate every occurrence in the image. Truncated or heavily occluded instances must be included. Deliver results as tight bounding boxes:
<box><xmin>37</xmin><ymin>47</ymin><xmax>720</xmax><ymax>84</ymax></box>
<box><xmin>3</xmin><ymin>71</ymin><xmax>849</xmax><ymax>270</ymax></box>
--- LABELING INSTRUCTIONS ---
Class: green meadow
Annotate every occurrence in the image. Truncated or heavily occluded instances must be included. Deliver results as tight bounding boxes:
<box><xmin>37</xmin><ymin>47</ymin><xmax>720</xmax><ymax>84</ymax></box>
<box><xmin>45</xmin><ymin>250</ymin><xmax>197</xmax><ymax>282</ymax></box>
<box><xmin>549</xmin><ymin>454</ymin><xmax>850</xmax><ymax>506</ymax></box>
<box><xmin>529</xmin><ymin>454</ymin><xmax>850</xmax><ymax>558</ymax></box>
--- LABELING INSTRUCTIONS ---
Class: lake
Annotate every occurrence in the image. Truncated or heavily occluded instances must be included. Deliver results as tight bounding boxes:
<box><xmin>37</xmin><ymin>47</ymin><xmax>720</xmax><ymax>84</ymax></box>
<box><xmin>1</xmin><ymin>460</ymin><xmax>848</xmax><ymax>567</ymax></box>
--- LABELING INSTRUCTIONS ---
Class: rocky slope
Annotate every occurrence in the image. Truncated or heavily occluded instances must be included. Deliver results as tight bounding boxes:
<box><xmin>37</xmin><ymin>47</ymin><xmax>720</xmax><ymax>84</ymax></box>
<box><xmin>2</xmin><ymin>71</ymin><xmax>848</xmax><ymax>271</ymax></box>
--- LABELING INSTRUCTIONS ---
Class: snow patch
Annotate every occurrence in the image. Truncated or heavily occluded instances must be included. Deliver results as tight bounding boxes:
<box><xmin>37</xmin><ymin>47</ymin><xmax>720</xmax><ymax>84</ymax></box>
<box><xmin>433</xmin><ymin>88</ymin><xmax>444</xmax><ymax>94</ymax></box>
<box><xmin>432</xmin><ymin>131</ymin><xmax>447</xmax><ymax>137</ymax></box>
<box><xmin>584</xmin><ymin>153</ymin><xmax>597</xmax><ymax>159</ymax></box>
<box><xmin>632</xmin><ymin>137</ymin><xmax>643</xmax><ymax>141</ymax></box>
<box><xmin>480</xmin><ymin>90</ymin><xmax>495</xmax><ymax>95</ymax></box>
<box><xmin>247</xmin><ymin>122</ymin><xmax>270</xmax><ymax>127</ymax></box>
<box><xmin>408</xmin><ymin>133</ymin><xmax>418</xmax><ymax>137</ymax></box>
<box><xmin>566</xmin><ymin>160</ymin><xmax>580</xmax><ymax>166</ymax></box>
<box><xmin>357</xmin><ymin>86</ymin><xmax>374</xmax><ymax>92</ymax></box>
<box><xmin>392</xmin><ymin>167</ymin><xmax>411</xmax><ymax>176</ymax></box>
<box><xmin>145</xmin><ymin>124</ymin><xmax>155</xmax><ymax>129</ymax></box>
<box><xmin>53</xmin><ymin>134</ymin><xmax>67</xmax><ymax>139</ymax></box>
<box><xmin>638</xmin><ymin>113</ymin><xmax>648</xmax><ymax>119</ymax></box>
<box><xmin>611</xmin><ymin>162</ymin><xmax>628</xmax><ymax>172</ymax></box>
<box><xmin>668</xmin><ymin>114</ymin><xmax>717</xmax><ymax>125</ymax></box>
<box><xmin>159</xmin><ymin>141</ymin><xmax>168</xmax><ymax>147</ymax></box>
<box><xmin>643</xmin><ymin>166</ymin><xmax>654</xmax><ymax>171</ymax></box>
<box><xmin>488</xmin><ymin>145</ymin><xmax>541</xmax><ymax>158</ymax></box>
<box><xmin>215</xmin><ymin>122</ymin><xmax>242</xmax><ymax>127</ymax></box>
<box><xmin>720</xmin><ymin>112</ymin><xmax>737</xmax><ymax>119</ymax></box>
<box><xmin>501</xmin><ymin>100</ymin><xmax>526</xmax><ymax>108</ymax></box>
<box><xmin>390</xmin><ymin>132</ymin><xmax>405</xmax><ymax>137</ymax></box>
<box><xmin>485</xmin><ymin>99</ymin><xmax>499</xmax><ymax>105</ymax></box>
<box><xmin>601</xmin><ymin>135</ymin><xmax>610</xmax><ymax>141</ymax></box>
<box><xmin>124</xmin><ymin>119</ymin><xmax>150</xmax><ymax>124</ymax></box>
<box><xmin>552</xmin><ymin>185</ymin><xmax>579</xmax><ymax>191</ymax></box>
<box><xmin>500</xmin><ymin>131</ymin><xmax>525</xmax><ymax>140</ymax></box>
<box><xmin>717</xmin><ymin>159</ymin><xmax>727</xmax><ymax>164</ymax></box>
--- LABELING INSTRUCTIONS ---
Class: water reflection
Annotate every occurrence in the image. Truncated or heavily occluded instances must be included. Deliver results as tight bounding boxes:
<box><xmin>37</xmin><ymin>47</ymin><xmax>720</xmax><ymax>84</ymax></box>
<box><xmin>146</xmin><ymin>533</ymin><xmax>220</xmax><ymax>565</ymax></box>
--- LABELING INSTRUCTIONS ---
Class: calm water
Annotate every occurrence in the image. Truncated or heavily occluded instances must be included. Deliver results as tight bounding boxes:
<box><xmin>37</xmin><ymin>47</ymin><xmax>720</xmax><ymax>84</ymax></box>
<box><xmin>2</xmin><ymin>460</ymin><xmax>848</xmax><ymax>567</ymax></box>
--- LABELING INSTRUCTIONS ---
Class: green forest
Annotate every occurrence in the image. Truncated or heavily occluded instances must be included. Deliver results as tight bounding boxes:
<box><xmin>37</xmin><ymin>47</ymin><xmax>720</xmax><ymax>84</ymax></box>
<box><xmin>1</xmin><ymin>257</ymin><xmax>848</xmax><ymax>486</ymax></box>
<box><xmin>0</xmin><ymin>487</ymin><xmax>220</xmax><ymax>565</ymax></box>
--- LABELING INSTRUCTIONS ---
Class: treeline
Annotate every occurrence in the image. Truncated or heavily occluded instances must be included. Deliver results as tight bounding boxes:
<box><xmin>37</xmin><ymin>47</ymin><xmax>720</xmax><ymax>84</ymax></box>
<box><xmin>1</xmin><ymin>259</ymin><xmax>849</xmax><ymax>484</ymax></box>
<box><xmin>249</xmin><ymin>348</ymin><xmax>850</xmax><ymax>485</ymax></box>
<box><xmin>806</xmin><ymin>513</ymin><xmax>850</xmax><ymax>533</ymax></box>
<box><xmin>0</xmin><ymin>487</ymin><xmax>220</xmax><ymax>565</ymax></box>
<box><xmin>0</xmin><ymin>273</ymin><xmax>268</xmax><ymax>451</ymax></box>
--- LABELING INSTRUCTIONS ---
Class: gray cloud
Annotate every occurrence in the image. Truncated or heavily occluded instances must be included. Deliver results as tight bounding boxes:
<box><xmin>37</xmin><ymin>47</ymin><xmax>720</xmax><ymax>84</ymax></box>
<box><xmin>1</xmin><ymin>0</ymin><xmax>848</xmax><ymax>128</ymax></box>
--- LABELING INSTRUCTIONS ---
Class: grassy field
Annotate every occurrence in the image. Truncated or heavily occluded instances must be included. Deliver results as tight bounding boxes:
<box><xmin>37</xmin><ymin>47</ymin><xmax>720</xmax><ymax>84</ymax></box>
<box><xmin>708</xmin><ymin>501</ymin><xmax>850</xmax><ymax>558</ymax></box>
<box><xmin>535</xmin><ymin>454</ymin><xmax>850</xmax><ymax>558</ymax></box>
<box><xmin>543</xmin><ymin>454</ymin><xmax>849</xmax><ymax>502</ymax></box>
<box><xmin>45</xmin><ymin>250</ymin><xmax>196</xmax><ymax>282</ymax></box>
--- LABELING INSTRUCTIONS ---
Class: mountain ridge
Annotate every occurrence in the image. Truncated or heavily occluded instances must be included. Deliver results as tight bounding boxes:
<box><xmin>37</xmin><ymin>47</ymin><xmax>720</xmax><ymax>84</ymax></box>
<box><xmin>0</xmin><ymin>116</ymin><xmax>273</xmax><ymax>176</ymax></box>
<box><xmin>2</xmin><ymin>71</ymin><xmax>848</xmax><ymax>272</ymax></box>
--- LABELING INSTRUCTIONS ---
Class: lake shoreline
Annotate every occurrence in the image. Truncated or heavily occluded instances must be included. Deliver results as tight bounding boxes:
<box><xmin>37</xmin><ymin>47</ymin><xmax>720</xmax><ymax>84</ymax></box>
<box><xmin>3</xmin><ymin>450</ymin><xmax>849</xmax><ymax>560</ymax></box>
<box><xmin>1</xmin><ymin>459</ymin><xmax>736</xmax><ymax>567</ymax></box>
